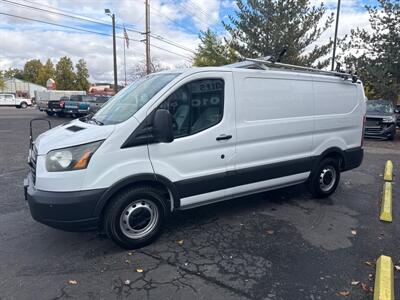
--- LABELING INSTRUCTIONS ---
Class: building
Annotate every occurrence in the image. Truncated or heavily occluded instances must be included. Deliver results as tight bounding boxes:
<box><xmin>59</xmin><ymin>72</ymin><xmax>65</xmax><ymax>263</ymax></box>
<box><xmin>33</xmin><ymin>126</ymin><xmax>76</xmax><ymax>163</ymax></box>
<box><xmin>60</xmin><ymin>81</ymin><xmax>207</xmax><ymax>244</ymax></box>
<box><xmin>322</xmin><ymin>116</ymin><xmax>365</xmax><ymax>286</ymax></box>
<box><xmin>0</xmin><ymin>77</ymin><xmax>46</xmax><ymax>98</ymax></box>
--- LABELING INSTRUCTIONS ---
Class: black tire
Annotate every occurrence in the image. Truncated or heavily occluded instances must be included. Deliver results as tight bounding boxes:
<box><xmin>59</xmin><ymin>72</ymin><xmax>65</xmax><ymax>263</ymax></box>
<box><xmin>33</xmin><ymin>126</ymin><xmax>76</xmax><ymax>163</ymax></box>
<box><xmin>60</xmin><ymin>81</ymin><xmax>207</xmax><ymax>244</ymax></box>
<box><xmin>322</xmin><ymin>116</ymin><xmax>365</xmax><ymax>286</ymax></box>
<box><xmin>56</xmin><ymin>112</ymin><xmax>65</xmax><ymax>117</ymax></box>
<box><xmin>104</xmin><ymin>186</ymin><xmax>168</xmax><ymax>249</ymax></box>
<box><xmin>388</xmin><ymin>130</ymin><xmax>395</xmax><ymax>141</ymax></box>
<box><xmin>20</xmin><ymin>102</ymin><xmax>28</xmax><ymax>109</ymax></box>
<box><xmin>308</xmin><ymin>157</ymin><xmax>341</xmax><ymax>198</ymax></box>
<box><xmin>46</xmin><ymin>111</ymin><xmax>55</xmax><ymax>116</ymax></box>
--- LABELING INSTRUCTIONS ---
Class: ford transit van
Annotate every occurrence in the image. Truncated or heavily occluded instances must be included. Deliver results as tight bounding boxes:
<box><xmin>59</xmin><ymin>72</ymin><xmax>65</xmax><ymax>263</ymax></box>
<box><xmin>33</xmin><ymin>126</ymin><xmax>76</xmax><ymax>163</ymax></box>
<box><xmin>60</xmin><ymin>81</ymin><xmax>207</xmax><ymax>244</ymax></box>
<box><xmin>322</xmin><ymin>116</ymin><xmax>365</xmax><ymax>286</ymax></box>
<box><xmin>24</xmin><ymin>60</ymin><xmax>365</xmax><ymax>249</ymax></box>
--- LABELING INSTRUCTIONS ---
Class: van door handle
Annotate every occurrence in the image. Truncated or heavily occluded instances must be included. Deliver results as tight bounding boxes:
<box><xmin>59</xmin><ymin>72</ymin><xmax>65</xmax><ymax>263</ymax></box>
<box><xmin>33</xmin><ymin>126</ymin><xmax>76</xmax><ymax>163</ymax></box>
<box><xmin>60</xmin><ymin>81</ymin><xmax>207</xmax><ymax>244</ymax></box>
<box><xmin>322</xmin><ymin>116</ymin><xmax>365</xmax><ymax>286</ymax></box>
<box><xmin>216</xmin><ymin>134</ymin><xmax>232</xmax><ymax>141</ymax></box>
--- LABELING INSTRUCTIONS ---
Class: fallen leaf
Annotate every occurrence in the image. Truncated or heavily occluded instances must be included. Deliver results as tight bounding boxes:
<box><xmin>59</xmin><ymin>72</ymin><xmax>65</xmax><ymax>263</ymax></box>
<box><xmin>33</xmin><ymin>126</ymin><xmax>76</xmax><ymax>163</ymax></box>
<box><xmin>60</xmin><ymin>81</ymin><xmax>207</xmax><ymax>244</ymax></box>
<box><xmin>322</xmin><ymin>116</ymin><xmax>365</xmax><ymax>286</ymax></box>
<box><xmin>124</xmin><ymin>280</ymin><xmax>130</xmax><ymax>285</ymax></box>
<box><xmin>351</xmin><ymin>230</ymin><xmax>357</xmax><ymax>235</ymax></box>
<box><xmin>351</xmin><ymin>281</ymin><xmax>360</xmax><ymax>286</ymax></box>
<box><xmin>136</xmin><ymin>268</ymin><xmax>144</xmax><ymax>273</ymax></box>
<box><xmin>364</xmin><ymin>261</ymin><xmax>374</xmax><ymax>267</ymax></box>
<box><xmin>395</xmin><ymin>266</ymin><xmax>400</xmax><ymax>271</ymax></box>
<box><xmin>339</xmin><ymin>290</ymin><xmax>350</xmax><ymax>296</ymax></box>
<box><xmin>125</xmin><ymin>259</ymin><xmax>131</xmax><ymax>264</ymax></box>
<box><xmin>68</xmin><ymin>280</ymin><xmax>78</xmax><ymax>285</ymax></box>
<box><xmin>128</xmin><ymin>252</ymin><xmax>133</xmax><ymax>256</ymax></box>
<box><xmin>361</xmin><ymin>283</ymin><xmax>372</xmax><ymax>293</ymax></box>
<box><xmin>177</xmin><ymin>240</ymin><xmax>184</xmax><ymax>245</ymax></box>
<box><xmin>266</xmin><ymin>230</ymin><xmax>274</xmax><ymax>235</ymax></box>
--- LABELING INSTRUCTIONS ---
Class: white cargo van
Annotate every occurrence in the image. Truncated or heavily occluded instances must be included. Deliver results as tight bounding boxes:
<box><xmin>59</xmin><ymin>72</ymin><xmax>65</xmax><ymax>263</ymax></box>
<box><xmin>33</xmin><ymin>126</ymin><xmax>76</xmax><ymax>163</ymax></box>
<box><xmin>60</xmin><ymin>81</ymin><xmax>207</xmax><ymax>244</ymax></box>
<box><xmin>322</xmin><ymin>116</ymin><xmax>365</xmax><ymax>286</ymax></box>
<box><xmin>24</xmin><ymin>60</ymin><xmax>366</xmax><ymax>249</ymax></box>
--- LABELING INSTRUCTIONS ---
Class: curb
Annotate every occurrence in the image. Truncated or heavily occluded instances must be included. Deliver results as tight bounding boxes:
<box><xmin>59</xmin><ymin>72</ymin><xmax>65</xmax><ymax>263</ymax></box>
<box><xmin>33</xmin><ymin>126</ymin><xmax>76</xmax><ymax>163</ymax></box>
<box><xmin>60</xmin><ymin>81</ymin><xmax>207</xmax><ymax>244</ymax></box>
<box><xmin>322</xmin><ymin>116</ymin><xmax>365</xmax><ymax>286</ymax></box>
<box><xmin>380</xmin><ymin>182</ymin><xmax>393</xmax><ymax>222</ymax></box>
<box><xmin>373</xmin><ymin>255</ymin><xmax>394</xmax><ymax>300</ymax></box>
<box><xmin>384</xmin><ymin>160</ymin><xmax>393</xmax><ymax>182</ymax></box>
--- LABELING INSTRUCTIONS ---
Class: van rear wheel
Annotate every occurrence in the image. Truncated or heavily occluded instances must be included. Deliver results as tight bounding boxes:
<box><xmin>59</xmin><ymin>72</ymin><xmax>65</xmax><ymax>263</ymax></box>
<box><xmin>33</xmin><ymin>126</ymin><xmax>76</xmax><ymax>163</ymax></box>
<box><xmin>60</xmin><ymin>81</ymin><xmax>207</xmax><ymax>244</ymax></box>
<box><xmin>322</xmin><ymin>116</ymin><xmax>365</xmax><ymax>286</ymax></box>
<box><xmin>308</xmin><ymin>157</ymin><xmax>340</xmax><ymax>198</ymax></box>
<box><xmin>104</xmin><ymin>186</ymin><xmax>167</xmax><ymax>249</ymax></box>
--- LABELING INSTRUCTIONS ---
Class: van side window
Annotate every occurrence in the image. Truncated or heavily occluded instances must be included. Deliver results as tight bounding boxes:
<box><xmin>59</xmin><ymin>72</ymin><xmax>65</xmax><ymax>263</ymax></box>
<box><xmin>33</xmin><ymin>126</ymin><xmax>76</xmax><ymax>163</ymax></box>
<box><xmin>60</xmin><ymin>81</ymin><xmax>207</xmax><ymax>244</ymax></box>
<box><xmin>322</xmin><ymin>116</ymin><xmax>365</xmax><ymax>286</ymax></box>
<box><xmin>159</xmin><ymin>79</ymin><xmax>224</xmax><ymax>138</ymax></box>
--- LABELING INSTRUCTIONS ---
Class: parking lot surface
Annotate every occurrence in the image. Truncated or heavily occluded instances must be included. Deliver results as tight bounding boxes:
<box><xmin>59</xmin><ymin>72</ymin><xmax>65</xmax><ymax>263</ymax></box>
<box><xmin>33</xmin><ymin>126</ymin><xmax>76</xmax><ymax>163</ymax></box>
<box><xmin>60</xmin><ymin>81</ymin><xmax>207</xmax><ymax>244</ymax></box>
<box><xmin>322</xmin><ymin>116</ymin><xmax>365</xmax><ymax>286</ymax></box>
<box><xmin>1</xmin><ymin>107</ymin><xmax>399</xmax><ymax>300</ymax></box>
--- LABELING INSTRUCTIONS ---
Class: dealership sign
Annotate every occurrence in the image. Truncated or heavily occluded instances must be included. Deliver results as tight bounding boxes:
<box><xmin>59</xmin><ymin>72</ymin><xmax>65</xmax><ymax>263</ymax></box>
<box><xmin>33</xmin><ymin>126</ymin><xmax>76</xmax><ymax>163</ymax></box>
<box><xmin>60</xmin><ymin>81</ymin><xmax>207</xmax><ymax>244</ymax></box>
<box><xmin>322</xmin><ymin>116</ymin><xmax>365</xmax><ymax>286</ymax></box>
<box><xmin>46</xmin><ymin>79</ymin><xmax>56</xmax><ymax>90</ymax></box>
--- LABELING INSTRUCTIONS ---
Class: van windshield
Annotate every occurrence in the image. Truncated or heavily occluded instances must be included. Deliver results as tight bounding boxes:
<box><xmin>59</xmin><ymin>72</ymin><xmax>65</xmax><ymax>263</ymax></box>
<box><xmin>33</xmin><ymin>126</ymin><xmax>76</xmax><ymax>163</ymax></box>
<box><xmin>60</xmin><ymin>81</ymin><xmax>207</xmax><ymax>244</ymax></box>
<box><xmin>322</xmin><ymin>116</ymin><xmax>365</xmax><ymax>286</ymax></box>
<box><xmin>92</xmin><ymin>73</ymin><xmax>180</xmax><ymax>125</ymax></box>
<box><xmin>367</xmin><ymin>100</ymin><xmax>394</xmax><ymax>114</ymax></box>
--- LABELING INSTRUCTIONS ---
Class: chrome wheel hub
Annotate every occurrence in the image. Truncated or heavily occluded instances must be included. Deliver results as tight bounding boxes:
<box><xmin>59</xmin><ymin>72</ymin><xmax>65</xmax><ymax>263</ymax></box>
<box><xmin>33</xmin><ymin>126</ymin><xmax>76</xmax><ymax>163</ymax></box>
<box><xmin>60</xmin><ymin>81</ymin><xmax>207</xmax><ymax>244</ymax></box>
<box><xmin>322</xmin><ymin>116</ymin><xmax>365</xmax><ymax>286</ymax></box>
<box><xmin>319</xmin><ymin>166</ymin><xmax>336</xmax><ymax>192</ymax></box>
<box><xmin>120</xmin><ymin>199</ymin><xmax>158</xmax><ymax>239</ymax></box>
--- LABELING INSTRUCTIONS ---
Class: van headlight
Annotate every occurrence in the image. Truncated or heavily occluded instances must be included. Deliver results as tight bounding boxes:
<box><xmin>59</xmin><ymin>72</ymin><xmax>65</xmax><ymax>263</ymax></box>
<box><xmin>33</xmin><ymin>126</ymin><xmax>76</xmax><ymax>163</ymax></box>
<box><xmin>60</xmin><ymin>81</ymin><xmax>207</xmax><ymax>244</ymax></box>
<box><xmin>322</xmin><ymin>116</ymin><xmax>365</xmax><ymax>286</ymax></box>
<box><xmin>382</xmin><ymin>116</ymin><xmax>395</xmax><ymax>123</ymax></box>
<box><xmin>46</xmin><ymin>141</ymin><xmax>103</xmax><ymax>172</ymax></box>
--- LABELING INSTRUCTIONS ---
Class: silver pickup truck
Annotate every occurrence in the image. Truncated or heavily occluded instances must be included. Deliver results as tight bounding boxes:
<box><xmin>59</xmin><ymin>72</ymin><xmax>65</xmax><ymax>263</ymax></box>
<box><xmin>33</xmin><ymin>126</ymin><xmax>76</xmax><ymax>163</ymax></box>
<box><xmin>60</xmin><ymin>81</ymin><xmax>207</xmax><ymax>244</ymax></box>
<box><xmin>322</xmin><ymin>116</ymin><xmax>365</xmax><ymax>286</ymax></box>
<box><xmin>0</xmin><ymin>93</ymin><xmax>32</xmax><ymax>108</ymax></box>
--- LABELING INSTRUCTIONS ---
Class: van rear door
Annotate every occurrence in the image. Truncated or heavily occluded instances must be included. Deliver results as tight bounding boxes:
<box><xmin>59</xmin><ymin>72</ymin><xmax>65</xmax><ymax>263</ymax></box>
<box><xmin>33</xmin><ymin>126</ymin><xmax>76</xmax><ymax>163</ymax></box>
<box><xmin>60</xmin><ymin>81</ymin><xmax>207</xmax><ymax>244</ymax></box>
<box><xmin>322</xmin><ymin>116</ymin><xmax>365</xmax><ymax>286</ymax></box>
<box><xmin>147</xmin><ymin>72</ymin><xmax>236</xmax><ymax>208</ymax></box>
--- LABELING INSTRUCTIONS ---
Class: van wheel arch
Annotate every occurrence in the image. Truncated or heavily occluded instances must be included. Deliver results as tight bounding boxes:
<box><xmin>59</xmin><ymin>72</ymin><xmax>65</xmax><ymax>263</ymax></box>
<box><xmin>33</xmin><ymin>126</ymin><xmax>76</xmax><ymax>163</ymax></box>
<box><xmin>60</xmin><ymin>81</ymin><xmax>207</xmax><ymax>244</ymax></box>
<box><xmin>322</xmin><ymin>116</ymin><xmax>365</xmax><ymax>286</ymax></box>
<box><xmin>97</xmin><ymin>175</ymin><xmax>180</xmax><ymax>228</ymax></box>
<box><xmin>312</xmin><ymin>148</ymin><xmax>345</xmax><ymax>174</ymax></box>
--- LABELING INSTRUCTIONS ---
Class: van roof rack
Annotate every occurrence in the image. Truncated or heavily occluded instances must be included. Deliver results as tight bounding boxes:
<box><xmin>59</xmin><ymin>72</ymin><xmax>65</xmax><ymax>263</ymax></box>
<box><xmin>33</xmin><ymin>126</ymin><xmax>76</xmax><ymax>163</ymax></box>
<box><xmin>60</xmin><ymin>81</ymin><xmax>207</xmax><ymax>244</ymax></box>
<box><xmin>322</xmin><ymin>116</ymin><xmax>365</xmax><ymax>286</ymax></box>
<box><xmin>227</xmin><ymin>57</ymin><xmax>359</xmax><ymax>83</ymax></box>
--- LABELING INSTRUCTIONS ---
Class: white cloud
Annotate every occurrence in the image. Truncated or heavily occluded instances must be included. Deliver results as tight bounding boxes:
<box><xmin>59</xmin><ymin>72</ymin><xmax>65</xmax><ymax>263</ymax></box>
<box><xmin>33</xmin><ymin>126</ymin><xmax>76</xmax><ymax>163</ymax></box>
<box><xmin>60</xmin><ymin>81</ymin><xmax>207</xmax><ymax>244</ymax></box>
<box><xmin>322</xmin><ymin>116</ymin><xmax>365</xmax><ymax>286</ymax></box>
<box><xmin>0</xmin><ymin>0</ymin><xmax>375</xmax><ymax>82</ymax></box>
<box><xmin>0</xmin><ymin>0</ymin><xmax>206</xmax><ymax>83</ymax></box>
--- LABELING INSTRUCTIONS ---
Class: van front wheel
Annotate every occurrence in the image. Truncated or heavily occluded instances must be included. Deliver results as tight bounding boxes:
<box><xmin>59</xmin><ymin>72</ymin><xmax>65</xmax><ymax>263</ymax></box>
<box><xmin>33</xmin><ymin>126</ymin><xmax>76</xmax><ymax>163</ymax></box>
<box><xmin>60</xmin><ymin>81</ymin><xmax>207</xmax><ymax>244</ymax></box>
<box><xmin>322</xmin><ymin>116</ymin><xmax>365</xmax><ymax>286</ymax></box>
<box><xmin>104</xmin><ymin>186</ymin><xmax>167</xmax><ymax>249</ymax></box>
<box><xmin>308</xmin><ymin>157</ymin><xmax>340</xmax><ymax>198</ymax></box>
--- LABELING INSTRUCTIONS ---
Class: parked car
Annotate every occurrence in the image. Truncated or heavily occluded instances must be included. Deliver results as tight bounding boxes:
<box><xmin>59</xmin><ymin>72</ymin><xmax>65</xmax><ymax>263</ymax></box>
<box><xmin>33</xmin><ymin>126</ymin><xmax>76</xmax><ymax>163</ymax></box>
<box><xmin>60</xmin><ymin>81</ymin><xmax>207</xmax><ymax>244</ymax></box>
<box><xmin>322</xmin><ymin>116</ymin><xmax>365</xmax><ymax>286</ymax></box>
<box><xmin>364</xmin><ymin>99</ymin><xmax>397</xmax><ymax>140</ymax></box>
<box><xmin>396</xmin><ymin>105</ymin><xmax>400</xmax><ymax>128</ymax></box>
<box><xmin>63</xmin><ymin>95</ymin><xmax>97</xmax><ymax>117</ymax></box>
<box><xmin>35</xmin><ymin>90</ymin><xmax>86</xmax><ymax>112</ymax></box>
<box><xmin>25</xmin><ymin>64</ymin><xmax>365</xmax><ymax>249</ymax></box>
<box><xmin>0</xmin><ymin>93</ymin><xmax>31</xmax><ymax>108</ymax></box>
<box><xmin>46</xmin><ymin>97</ymin><xmax>66</xmax><ymax>116</ymax></box>
<box><xmin>88</xmin><ymin>96</ymin><xmax>111</xmax><ymax>114</ymax></box>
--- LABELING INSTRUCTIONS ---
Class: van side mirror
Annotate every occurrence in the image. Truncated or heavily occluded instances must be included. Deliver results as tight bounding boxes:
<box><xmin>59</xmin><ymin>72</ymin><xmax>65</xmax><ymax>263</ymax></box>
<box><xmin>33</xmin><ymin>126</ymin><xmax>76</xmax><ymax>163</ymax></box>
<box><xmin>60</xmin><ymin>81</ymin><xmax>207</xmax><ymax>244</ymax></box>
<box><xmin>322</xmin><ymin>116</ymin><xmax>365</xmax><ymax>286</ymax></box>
<box><xmin>153</xmin><ymin>109</ymin><xmax>174</xmax><ymax>143</ymax></box>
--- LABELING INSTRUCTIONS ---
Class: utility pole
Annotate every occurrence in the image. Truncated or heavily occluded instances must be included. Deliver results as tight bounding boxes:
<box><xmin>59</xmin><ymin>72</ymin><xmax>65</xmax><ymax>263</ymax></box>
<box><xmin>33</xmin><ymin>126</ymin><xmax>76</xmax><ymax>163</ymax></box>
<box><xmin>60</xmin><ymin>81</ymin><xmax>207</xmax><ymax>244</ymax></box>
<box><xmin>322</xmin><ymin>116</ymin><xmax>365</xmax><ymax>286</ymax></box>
<box><xmin>145</xmin><ymin>0</ymin><xmax>151</xmax><ymax>74</ymax></box>
<box><xmin>331</xmin><ymin>0</ymin><xmax>341</xmax><ymax>71</ymax></box>
<box><xmin>112</xmin><ymin>13</ymin><xmax>118</xmax><ymax>92</ymax></box>
<box><xmin>105</xmin><ymin>9</ymin><xmax>118</xmax><ymax>93</ymax></box>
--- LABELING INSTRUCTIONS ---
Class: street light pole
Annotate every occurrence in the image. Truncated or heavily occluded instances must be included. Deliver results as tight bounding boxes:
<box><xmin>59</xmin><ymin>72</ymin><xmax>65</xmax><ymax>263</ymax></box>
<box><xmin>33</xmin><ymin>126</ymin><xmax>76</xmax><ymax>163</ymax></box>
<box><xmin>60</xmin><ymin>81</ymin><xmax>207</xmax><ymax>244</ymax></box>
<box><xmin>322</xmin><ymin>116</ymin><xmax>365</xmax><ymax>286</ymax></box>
<box><xmin>145</xmin><ymin>0</ymin><xmax>151</xmax><ymax>75</ymax></box>
<box><xmin>331</xmin><ymin>0</ymin><xmax>341</xmax><ymax>71</ymax></box>
<box><xmin>105</xmin><ymin>9</ymin><xmax>118</xmax><ymax>93</ymax></box>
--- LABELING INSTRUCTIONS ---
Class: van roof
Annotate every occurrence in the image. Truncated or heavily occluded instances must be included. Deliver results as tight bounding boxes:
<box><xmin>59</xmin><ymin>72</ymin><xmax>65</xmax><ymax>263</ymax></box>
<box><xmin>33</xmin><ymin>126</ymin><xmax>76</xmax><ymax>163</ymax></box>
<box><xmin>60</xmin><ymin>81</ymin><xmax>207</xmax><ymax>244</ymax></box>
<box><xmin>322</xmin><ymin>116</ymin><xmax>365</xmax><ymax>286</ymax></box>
<box><xmin>160</xmin><ymin>65</ymin><xmax>359</xmax><ymax>84</ymax></box>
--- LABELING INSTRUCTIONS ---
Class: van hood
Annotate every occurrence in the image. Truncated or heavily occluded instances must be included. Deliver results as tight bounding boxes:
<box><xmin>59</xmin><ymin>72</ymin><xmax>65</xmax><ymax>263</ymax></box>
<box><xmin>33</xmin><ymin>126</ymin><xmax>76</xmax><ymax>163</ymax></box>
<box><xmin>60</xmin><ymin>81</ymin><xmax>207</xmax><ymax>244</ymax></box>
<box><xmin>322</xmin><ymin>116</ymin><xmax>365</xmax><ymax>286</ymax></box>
<box><xmin>366</xmin><ymin>111</ymin><xmax>393</xmax><ymax>118</ymax></box>
<box><xmin>34</xmin><ymin>119</ymin><xmax>115</xmax><ymax>155</ymax></box>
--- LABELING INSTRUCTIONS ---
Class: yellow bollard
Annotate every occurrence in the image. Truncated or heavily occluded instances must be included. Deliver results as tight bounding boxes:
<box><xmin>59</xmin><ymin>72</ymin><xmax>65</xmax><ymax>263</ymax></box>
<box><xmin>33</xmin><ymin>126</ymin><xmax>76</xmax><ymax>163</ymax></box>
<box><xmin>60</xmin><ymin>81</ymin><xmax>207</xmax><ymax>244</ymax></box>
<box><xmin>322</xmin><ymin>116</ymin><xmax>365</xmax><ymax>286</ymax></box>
<box><xmin>373</xmin><ymin>255</ymin><xmax>394</xmax><ymax>300</ymax></box>
<box><xmin>384</xmin><ymin>160</ymin><xmax>393</xmax><ymax>182</ymax></box>
<box><xmin>380</xmin><ymin>182</ymin><xmax>393</xmax><ymax>222</ymax></box>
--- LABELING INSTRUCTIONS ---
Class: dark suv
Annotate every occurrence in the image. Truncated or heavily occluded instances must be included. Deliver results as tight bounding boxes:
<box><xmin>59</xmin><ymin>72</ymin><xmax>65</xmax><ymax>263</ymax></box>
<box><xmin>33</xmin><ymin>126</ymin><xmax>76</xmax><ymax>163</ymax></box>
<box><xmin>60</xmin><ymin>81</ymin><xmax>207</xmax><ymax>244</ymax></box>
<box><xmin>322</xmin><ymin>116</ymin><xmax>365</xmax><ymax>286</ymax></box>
<box><xmin>364</xmin><ymin>100</ymin><xmax>397</xmax><ymax>140</ymax></box>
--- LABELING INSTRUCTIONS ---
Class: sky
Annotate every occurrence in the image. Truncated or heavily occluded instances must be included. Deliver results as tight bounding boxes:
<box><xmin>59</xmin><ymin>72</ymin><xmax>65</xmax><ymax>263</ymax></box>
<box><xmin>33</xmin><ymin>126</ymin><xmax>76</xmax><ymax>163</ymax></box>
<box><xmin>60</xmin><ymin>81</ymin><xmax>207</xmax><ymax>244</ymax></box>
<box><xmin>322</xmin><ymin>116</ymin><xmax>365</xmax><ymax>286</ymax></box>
<box><xmin>0</xmin><ymin>0</ymin><xmax>379</xmax><ymax>84</ymax></box>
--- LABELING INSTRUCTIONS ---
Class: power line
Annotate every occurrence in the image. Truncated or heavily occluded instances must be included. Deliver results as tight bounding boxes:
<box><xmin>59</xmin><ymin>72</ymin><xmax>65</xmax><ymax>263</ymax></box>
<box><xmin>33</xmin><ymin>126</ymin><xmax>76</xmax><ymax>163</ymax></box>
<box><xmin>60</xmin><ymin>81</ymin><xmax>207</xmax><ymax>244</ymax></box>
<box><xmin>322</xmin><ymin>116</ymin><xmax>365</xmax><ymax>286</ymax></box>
<box><xmin>3</xmin><ymin>0</ymin><xmax>195</xmax><ymax>54</ymax></box>
<box><xmin>186</xmin><ymin>0</ymin><xmax>215</xmax><ymax>23</ymax></box>
<box><xmin>0</xmin><ymin>12</ymin><xmax>192</xmax><ymax>60</ymax></box>
<box><xmin>151</xmin><ymin>43</ymin><xmax>192</xmax><ymax>60</ymax></box>
<box><xmin>2</xmin><ymin>0</ymin><xmax>142</xmax><ymax>33</ymax></box>
<box><xmin>150</xmin><ymin>33</ymin><xmax>195</xmax><ymax>53</ymax></box>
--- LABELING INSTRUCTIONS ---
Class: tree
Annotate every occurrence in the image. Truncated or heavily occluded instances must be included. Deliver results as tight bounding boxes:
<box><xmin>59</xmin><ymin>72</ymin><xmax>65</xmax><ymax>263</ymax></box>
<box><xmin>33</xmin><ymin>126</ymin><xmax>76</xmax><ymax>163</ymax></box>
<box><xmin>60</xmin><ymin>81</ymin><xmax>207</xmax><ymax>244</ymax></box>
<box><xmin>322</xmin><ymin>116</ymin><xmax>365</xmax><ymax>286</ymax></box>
<box><xmin>223</xmin><ymin>0</ymin><xmax>334</xmax><ymax>68</ymax></box>
<box><xmin>193</xmin><ymin>29</ymin><xmax>239</xmax><ymax>67</ymax></box>
<box><xmin>55</xmin><ymin>56</ymin><xmax>76</xmax><ymax>90</ymax></box>
<box><xmin>340</xmin><ymin>0</ymin><xmax>400</xmax><ymax>102</ymax></box>
<box><xmin>23</xmin><ymin>59</ymin><xmax>43</xmax><ymax>83</ymax></box>
<box><xmin>0</xmin><ymin>71</ymin><xmax>6</xmax><ymax>91</ymax></box>
<box><xmin>3</xmin><ymin>68</ymin><xmax>24</xmax><ymax>79</ymax></box>
<box><xmin>129</xmin><ymin>57</ymin><xmax>170</xmax><ymax>81</ymax></box>
<box><xmin>75</xmin><ymin>59</ymin><xmax>90</xmax><ymax>91</ymax></box>
<box><xmin>37</xmin><ymin>59</ymin><xmax>55</xmax><ymax>87</ymax></box>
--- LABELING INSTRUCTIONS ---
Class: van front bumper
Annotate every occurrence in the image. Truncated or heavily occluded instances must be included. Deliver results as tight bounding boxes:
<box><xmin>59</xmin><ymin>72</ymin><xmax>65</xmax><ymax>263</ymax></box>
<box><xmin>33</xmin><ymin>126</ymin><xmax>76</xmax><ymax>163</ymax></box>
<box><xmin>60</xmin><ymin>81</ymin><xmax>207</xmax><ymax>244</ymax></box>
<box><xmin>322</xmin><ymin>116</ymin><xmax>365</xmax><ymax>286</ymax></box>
<box><xmin>364</xmin><ymin>123</ymin><xmax>396</xmax><ymax>139</ymax></box>
<box><xmin>24</xmin><ymin>173</ymin><xmax>106</xmax><ymax>232</ymax></box>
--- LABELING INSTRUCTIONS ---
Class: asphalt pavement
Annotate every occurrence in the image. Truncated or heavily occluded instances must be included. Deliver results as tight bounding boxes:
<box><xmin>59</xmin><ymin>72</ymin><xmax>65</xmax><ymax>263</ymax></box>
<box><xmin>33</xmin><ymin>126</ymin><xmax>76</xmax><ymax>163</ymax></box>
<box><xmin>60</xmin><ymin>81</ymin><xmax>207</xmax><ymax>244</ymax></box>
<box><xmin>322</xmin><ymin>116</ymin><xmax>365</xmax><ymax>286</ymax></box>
<box><xmin>0</xmin><ymin>107</ymin><xmax>399</xmax><ymax>300</ymax></box>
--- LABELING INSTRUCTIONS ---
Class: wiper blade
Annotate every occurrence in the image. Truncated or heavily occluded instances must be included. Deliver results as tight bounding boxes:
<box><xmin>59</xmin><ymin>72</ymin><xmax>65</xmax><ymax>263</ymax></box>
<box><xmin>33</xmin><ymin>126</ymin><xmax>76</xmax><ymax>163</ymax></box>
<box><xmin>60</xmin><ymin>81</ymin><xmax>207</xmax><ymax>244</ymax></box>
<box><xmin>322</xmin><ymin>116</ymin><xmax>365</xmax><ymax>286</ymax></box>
<box><xmin>91</xmin><ymin>117</ymin><xmax>104</xmax><ymax>126</ymax></box>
